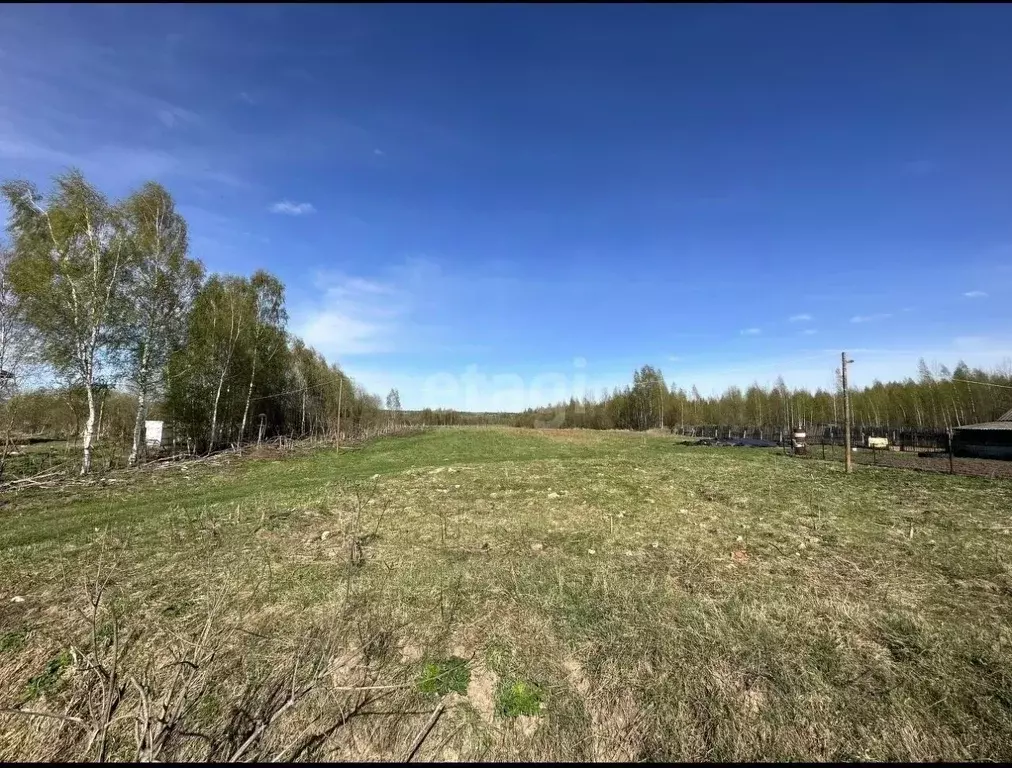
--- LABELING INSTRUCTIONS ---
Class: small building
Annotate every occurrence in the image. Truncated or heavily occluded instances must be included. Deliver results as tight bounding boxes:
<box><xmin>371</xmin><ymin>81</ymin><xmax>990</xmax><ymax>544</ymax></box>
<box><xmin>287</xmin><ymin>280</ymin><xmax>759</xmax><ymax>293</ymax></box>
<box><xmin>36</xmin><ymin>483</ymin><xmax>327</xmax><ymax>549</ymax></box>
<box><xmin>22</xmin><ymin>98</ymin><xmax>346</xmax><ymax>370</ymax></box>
<box><xmin>144</xmin><ymin>420</ymin><xmax>171</xmax><ymax>448</ymax></box>
<box><xmin>951</xmin><ymin>408</ymin><xmax>1012</xmax><ymax>461</ymax></box>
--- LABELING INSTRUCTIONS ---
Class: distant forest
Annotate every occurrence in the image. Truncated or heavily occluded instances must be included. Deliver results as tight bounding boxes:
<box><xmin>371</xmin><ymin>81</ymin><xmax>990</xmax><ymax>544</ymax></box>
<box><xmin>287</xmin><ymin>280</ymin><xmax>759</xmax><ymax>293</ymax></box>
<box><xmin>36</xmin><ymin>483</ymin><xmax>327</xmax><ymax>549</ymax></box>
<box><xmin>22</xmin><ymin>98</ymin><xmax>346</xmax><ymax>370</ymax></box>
<box><xmin>512</xmin><ymin>361</ymin><xmax>1012</xmax><ymax>433</ymax></box>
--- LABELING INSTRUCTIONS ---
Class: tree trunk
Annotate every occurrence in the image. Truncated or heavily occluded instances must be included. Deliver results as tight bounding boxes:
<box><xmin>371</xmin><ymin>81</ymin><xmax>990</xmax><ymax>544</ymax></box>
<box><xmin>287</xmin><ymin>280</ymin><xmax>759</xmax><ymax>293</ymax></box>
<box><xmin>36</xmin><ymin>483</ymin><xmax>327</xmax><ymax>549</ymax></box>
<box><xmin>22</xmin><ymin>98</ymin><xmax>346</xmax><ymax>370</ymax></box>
<box><xmin>81</xmin><ymin>383</ymin><xmax>96</xmax><ymax>475</ymax></box>
<box><xmin>129</xmin><ymin>341</ymin><xmax>151</xmax><ymax>466</ymax></box>
<box><xmin>96</xmin><ymin>388</ymin><xmax>108</xmax><ymax>443</ymax></box>
<box><xmin>210</xmin><ymin>366</ymin><xmax>227</xmax><ymax>451</ymax></box>
<box><xmin>210</xmin><ymin>303</ymin><xmax>242</xmax><ymax>452</ymax></box>
<box><xmin>129</xmin><ymin>387</ymin><xmax>147</xmax><ymax>466</ymax></box>
<box><xmin>239</xmin><ymin>353</ymin><xmax>257</xmax><ymax>444</ymax></box>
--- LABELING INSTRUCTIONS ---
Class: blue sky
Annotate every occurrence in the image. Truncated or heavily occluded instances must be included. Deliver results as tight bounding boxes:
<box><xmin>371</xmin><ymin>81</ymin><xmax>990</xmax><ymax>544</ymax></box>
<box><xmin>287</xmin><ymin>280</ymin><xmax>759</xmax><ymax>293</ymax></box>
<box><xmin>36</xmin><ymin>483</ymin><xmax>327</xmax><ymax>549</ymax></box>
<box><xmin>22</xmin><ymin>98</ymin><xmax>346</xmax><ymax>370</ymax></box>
<box><xmin>2</xmin><ymin>4</ymin><xmax>1011</xmax><ymax>410</ymax></box>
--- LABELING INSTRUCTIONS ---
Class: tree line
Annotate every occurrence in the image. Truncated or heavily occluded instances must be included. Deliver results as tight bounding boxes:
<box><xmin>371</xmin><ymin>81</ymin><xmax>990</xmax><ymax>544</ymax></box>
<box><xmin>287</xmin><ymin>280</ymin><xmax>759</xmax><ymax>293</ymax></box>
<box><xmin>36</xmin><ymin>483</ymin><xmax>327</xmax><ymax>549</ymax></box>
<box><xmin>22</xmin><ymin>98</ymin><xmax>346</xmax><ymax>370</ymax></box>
<box><xmin>0</xmin><ymin>169</ymin><xmax>384</xmax><ymax>474</ymax></box>
<box><xmin>6</xmin><ymin>171</ymin><xmax>1008</xmax><ymax>475</ymax></box>
<box><xmin>513</xmin><ymin>361</ymin><xmax>1012</xmax><ymax>433</ymax></box>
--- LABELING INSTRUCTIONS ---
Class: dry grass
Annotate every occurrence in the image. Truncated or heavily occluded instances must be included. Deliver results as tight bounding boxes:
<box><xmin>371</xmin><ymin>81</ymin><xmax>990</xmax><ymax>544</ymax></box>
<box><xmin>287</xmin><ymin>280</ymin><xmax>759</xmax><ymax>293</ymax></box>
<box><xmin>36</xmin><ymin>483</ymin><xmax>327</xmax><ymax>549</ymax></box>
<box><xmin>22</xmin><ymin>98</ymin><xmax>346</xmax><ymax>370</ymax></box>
<box><xmin>2</xmin><ymin>426</ymin><xmax>1012</xmax><ymax>761</ymax></box>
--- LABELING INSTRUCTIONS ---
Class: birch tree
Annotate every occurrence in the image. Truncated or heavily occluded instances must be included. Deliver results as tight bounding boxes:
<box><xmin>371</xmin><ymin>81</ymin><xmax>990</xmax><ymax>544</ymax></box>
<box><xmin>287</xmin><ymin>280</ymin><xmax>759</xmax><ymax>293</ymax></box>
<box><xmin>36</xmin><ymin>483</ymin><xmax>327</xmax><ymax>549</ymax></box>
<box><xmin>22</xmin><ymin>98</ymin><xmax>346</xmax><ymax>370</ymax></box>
<box><xmin>121</xmin><ymin>182</ymin><xmax>203</xmax><ymax>465</ymax></box>
<box><xmin>238</xmin><ymin>270</ymin><xmax>286</xmax><ymax>442</ymax></box>
<box><xmin>385</xmin><ymin>388</ymin><xmax>402</xmax><ymax>424</ymax></box>
<box><xmin>2</xmin><ymin>171</ymin><xmax>130</xmax><ymax>474</ymax></box>
<box><xmin>197</xmin><ymin>276</ymin><xmax>251</xmax><ymax>450</ymax></box>
<box><xmin>166</xmin><ymin>275</ymin><xmax>257</xmax><ymax>451</ymax></box>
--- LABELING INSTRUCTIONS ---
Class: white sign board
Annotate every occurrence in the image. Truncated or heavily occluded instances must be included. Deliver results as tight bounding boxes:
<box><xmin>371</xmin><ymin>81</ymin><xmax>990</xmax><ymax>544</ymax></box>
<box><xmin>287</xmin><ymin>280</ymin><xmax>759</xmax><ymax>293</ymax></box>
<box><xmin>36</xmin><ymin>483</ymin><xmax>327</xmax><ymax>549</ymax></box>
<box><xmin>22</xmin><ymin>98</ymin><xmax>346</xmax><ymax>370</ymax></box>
<box><xmin>144</xmin><ymin>420</ymin><xmax>164</xmax><ymax>447</ymax></box>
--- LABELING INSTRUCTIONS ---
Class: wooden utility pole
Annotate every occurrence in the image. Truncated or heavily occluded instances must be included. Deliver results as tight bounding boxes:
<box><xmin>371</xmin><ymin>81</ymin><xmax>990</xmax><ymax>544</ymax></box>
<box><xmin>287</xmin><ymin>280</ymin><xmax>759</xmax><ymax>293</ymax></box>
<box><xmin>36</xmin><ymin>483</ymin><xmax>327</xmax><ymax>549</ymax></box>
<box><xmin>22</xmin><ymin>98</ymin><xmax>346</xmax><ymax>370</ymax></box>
<box><xmin>842</xmin><ymin>352</ymin><xmax>854</xmax><ymax>473</ymax></box>
<box><xmin>948</xmin><ymin>426</ymin><xmax>954</xmax><ymax>474</ymax></box>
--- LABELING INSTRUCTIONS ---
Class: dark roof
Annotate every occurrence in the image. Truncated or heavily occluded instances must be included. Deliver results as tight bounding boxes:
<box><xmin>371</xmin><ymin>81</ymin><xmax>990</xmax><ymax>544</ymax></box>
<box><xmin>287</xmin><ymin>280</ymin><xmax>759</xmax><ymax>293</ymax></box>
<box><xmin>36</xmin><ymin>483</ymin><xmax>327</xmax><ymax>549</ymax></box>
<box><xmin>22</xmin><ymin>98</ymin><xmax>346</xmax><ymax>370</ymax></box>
<box><xmin>955</xmin><ymin>420</ymin><xmax>1012</xmax><ymax>432</ymax></box>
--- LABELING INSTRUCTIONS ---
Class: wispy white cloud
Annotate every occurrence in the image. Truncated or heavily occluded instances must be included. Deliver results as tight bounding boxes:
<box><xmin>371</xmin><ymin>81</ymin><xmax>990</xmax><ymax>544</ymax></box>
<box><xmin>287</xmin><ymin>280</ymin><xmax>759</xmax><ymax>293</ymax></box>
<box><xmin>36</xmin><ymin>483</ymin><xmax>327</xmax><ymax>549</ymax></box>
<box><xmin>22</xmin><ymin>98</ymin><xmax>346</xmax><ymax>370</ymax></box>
<box><xmin>0</xmin><ymin>82</ymin><xmax>244</xmax><ymax>193</ymax></box>
<box><xmin>301</xmin><ymin>311</ymin><xmax>391</xmax><ymax>356</ymax></box>
<box><xmin>0</xmin><ymin>132</ymin><xmax>204</xmax><ymax>191</ymax></box>
<box><xmin>789</xmin><ymin>313</ymin><xmax>812</xmax><ymax>323</ymax></box>
<box><xmin>269</xmin><ymin>200</ymin><xmax>316</xmax><ymax>216</ymax></box>
<box><xmin>740</xmin><ymin>328</ymin><xmax>761</xmax><ymax>336</ymax></box>
<box><xmin>963</xmin><ymin>290</ymin><xmax>988</xmax><ymax>298</ymax></box>
<box><xmin>0</xmin><ymin>22</ymin><xmax>249</xmax><ymax>196</ymax></box>
<box><xmin>156</xmin><ymin>105</ymin><xmax>200</xmax><ymax>129</ymax></box>
<box><xmin>291</xmin><ymin>257</ymin><xmax>494</xmax><ymax>364</ymax></box>
<box><xmin>801</xmin><ymin>328</ymin><xmax>818</xmax><ymax>336</ymax></box>
<box><xmin>293</xmin><ymin>267</ymin><xmax>418</xmax><ymax>357</ymax></box>
<box><xmin>850</xmin><ymin>313</ymin><xmax>892</xmax><ymax>324</ymax></box>
<box><xmin>0</xmin><ymin>135</ymin><xmax>74</xmax><ymax>165</ymax></box>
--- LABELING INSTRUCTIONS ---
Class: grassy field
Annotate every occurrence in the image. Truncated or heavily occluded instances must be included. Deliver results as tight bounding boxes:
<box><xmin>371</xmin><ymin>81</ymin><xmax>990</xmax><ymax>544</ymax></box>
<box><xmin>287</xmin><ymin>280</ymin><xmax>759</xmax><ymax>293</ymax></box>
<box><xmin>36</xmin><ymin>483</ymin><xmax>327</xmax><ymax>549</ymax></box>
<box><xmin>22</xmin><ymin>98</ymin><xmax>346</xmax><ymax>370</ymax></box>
<box><xmin>2</xmin><ymin>426</ymin><xmax>1012</xmax><ymax>761</ymax></box>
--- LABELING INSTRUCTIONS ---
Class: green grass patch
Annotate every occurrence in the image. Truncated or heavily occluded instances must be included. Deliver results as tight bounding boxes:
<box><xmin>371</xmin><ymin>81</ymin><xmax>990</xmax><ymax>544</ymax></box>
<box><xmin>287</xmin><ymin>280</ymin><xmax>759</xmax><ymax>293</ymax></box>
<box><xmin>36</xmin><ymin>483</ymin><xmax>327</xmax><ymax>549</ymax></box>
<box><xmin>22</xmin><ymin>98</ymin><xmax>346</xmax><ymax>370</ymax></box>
<box><xmin>496</xmin><ymin>678</ymin><xmax>545</xmax><ymax>718</ymax></box>
<box><xmin>417</xmin><ymin>656</ymin><xmax>471</xmax><ymax>696</ymax></box>
<box><xmin>22</xmin><ymin>650</ymin><xmax>73</xmax><ymax>702</ymax></box>
<box><xmin>0</xmin><ymin>628</ymin><xmax>28</xmax><ymax>654</ymax></box>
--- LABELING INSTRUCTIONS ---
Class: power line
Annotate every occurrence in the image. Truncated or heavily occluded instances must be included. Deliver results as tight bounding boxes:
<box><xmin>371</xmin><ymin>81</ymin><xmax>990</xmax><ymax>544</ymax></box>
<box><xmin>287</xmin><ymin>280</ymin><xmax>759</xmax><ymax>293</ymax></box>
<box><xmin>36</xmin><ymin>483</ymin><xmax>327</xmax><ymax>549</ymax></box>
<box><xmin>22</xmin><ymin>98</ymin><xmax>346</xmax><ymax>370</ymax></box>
<box><xmin>248</xmin><ymin>378</ymin><xmax>344</xmax><ymax>403</ymax></box>
<box><xmin>953</xmin><ymin>377</ymin><xmax>1012</xmax><ymax>391</ymax></box>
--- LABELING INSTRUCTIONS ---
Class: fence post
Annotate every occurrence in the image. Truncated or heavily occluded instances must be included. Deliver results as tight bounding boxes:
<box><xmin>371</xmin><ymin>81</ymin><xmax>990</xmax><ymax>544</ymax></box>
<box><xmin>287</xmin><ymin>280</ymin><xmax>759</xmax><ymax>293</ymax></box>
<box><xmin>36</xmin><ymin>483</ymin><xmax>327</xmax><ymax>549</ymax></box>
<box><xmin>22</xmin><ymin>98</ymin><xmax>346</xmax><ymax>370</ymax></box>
<box><xmin>948</xmin><ymin>428</ymin><xmax>954</xmax><ymax>474</ymax></box>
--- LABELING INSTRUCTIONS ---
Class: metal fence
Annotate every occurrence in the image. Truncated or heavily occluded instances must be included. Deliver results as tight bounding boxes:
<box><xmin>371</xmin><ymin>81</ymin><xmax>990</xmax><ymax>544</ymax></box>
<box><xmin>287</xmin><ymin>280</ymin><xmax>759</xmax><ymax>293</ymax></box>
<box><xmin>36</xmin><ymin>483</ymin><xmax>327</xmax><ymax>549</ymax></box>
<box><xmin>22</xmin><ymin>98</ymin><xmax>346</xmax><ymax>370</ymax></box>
<box><xmin>674</xmin><ymin>424</ymin><xmax>950</xmax><ymax>451</ymax></box>
<box><xmin>672</xmin><ymin>424</ymin><xmax>1012</xmax><ymax>481</ymax></box>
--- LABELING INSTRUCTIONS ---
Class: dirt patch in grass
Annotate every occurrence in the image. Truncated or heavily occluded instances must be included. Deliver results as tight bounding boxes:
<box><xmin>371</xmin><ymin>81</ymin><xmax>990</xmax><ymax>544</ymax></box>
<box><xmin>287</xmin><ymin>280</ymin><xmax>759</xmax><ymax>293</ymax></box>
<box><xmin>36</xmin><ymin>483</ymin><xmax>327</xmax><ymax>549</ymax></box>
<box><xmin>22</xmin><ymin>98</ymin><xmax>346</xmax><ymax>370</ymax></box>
<box><xmin>564</xmin><ymin>657</ymin><xmax>642</xmax><ymax>761</ymax></box>
<box><xmin>466</xmin><ymin>661</ymin><xmax>499</xmax><ymax>724</ymax></box>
